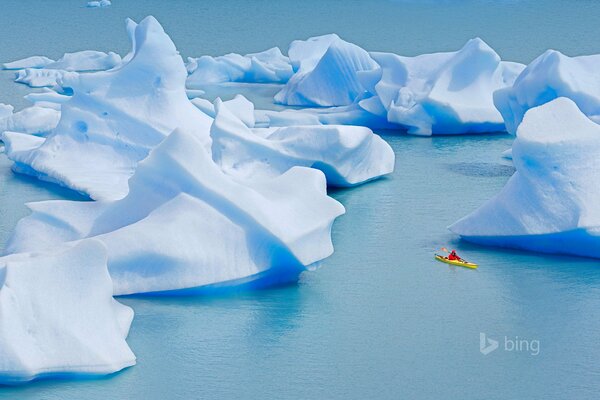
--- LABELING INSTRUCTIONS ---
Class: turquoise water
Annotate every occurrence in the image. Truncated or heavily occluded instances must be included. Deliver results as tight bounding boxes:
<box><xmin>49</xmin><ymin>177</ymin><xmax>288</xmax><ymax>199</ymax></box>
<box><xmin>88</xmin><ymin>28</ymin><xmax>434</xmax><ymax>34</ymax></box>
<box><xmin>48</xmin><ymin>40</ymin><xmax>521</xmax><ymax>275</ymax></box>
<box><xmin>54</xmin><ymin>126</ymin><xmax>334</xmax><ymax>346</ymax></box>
<box><xmin>2</xmin><ymin>1</ymin><xmax>600</xmax><ymax>399</ymax></box>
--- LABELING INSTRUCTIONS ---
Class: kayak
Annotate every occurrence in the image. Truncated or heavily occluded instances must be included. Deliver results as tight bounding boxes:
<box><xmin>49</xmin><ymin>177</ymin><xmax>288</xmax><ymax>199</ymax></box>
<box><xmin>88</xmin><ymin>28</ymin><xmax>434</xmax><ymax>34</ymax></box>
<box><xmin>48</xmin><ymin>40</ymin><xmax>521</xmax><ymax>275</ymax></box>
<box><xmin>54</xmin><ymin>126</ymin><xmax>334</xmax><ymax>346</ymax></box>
<box><xmin>435</xmin><ymin>254</ymin><xmax>478</xmax><ymax>269</ymax></box>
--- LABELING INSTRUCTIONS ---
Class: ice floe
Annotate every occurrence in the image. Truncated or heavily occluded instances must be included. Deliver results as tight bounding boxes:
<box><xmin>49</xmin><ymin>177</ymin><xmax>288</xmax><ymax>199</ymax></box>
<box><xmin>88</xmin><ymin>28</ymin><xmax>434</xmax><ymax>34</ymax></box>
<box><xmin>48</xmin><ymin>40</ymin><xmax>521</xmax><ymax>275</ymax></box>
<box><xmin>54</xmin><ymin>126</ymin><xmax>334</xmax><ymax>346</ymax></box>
<box><xmin>275</xmin><ymin>34</ymin><xmax>379</xmax><ymax>107</ymax></box>
<box><xmin>87</xmin><ymin>0</ymin><xmax>112</xmax><ymax>8</ymax></box>
<box><xmin>450</xmin><ymin>97</ymin><xmax>600</xmax><ymax>258</ymax></box>
<box><xmin>210</xmin><ymin>96</ymin><xmax>395</xmax><ymax>186</ymax></box>
<box><xmin>3</xmin><ymin>16</ymin><xmax>212</xmax><ymax>200</ymax></box>
<box><xmin>186</xmin><ymin>47</ymin><xmax>293</xmax><ymax>85</ymax></box>
<box><xmin>6</xmin><ymin>127</ymin><xmax>345</xmax><ymax>295</ymax></box>
<box><xmin>2</xmin><ymin>56</ymin><xmax>55</xmax><ymax>70</ymax></box>
<box><xmin>494</xmin><ymin>50</ymin><xmax>600</xmax><ymax>135</ymax></box>
<box><xmin>0</xmin><ymin>241</ymin><xmax>135</xmax><ymax>384</ymax></box>
<box><xmin>363</xmin><ymin>38</ymin><xmax>525</xmax><ymax>135</ymax></box>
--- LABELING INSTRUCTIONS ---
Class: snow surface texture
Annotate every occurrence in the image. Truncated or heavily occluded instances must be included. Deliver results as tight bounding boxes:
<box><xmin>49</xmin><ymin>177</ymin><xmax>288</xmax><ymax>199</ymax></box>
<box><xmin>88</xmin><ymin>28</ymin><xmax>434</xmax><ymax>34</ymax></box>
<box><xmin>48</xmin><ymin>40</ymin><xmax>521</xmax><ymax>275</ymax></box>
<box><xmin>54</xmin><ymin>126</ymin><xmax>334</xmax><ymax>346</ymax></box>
<box><xmin>210</xmin><ymin>95</ymin><xmax>395</xmax><ymax>186</ymax></box>
<box><xmin>450</xmin><ymin>97</ymin><xmax>600</xmax><ymax>258</ymax></box>
<box><xmin>362</xmin><ymin>38</ymin><xmax>525</xmax><ymax>135</ymax></box>
<box><xmin>275</xmin><ymin>34</ymin><xmax>379</xmax><ymax>107</ymax></box>
<box><xmin>6</xmin><ymin>127</ymin><xmax>345</xmax><ymax>295</ymax></box>
<box><xmin>0</xmin><ymin>241</ymin><xmax>135</xmax><ymax>384</ymax></box>
<box><xmin>187</xmin><ymin>47</ymin><xmax>293</xmax><ymax>85</ymax></box>
<box><xmin>494</xmin><ymin>50</ymin><xmax>600</xmax><ymax>135</ymax></box>
<box><xmin>3</xmin><ymin>16</ymin><xmax>212</xmax><ymax>200</ymax></box>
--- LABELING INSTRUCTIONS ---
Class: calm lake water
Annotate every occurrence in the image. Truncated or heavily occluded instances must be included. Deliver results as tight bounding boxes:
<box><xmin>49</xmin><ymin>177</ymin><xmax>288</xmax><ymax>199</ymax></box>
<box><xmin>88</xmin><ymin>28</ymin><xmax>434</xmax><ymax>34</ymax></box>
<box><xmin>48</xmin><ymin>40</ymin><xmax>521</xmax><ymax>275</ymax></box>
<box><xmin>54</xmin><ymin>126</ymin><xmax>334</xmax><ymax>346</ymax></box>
<box><xmin>1</xmin><ymin>1</ymin><xmax>600</xmax><ymax>399</ymax></box>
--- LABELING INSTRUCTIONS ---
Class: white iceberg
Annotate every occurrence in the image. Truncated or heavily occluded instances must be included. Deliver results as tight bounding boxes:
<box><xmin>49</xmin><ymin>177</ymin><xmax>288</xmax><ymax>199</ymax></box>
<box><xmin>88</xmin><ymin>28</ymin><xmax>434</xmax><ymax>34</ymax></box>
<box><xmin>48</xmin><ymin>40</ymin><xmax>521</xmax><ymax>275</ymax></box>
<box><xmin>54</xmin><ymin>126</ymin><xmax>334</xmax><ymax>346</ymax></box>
<box><xmin>87</xmin><ymin>0</ymin><xmax>112</xmax><ymax>8</ymax></box>
<box><xmin>211</xmin><ymin>96</ymin><xmax>395</xmax><ymax>186</ymax></box>
<box><xmin>3</xmin><ymin>16</ymin><xmax>212</xmax><ymax>201</ymax></box>
<box><xmin>3</xmin><ymin>56</ymin><xmax>55</xmax><ymax>70</ymax></box>
<box><xmin>0</xmin><ymin>105</ymin><xmax>61</xmax><ymax>137</ymax></box>
<box><xmin>6</xmin><ymin>127</ymin><xmax>345</xmax><ymax>295</ymax></box>
<box><xmin>449</xmin><ymin>97</ymin><xmax>600</xmax><ymax>258</ymax></box>
<box><xmin>0</xmin><ymin>241</ymin><xmax>135</xmax><ymax>384</ymax></box>
<box><xmin>14</xmin><ymin>68</ymin><xmax>70</xmax><ymax>88</ymax></box>
<box><xmin>494</xmin><ymin>50</ymin><xmax>600</xmax><ymax>135</ymax></box>
<box><xmin>187</xmin><ymin>47</ymin><xmax>293</xmax><ymax>85</ymax></box>
<box><xmin>275</xmin><ymin>34</ymin><xmax>379</xmax><ymax>107</ymax></box>
<box><xmin>363</xmin><ymin>38</ymin><xmax>525</xmax><ymax>135</ymax></box>
<box><xmin>45</xmin><ymin>50</ymin><xmax>121</xmax><ymax>72</ymax></box>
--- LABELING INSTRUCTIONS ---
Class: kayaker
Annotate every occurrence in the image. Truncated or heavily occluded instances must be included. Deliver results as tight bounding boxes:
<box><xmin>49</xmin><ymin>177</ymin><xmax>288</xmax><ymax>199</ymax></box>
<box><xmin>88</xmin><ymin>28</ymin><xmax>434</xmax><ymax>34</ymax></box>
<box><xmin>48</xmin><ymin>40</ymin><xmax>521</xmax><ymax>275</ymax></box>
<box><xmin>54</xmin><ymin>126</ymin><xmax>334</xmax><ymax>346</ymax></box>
<box><xmin>448</xmin><ymin>250</ymin><xmax>461</xmax><ymax>261</ymax></box>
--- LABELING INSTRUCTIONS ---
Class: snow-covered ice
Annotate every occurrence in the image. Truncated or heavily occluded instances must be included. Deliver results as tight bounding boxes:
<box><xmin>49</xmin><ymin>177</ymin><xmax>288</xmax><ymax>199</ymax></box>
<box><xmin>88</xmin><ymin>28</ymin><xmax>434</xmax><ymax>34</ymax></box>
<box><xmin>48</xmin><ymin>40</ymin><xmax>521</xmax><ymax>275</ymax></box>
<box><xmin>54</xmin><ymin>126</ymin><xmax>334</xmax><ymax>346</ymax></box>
<box><xmin>3</xmin><ymin>56</ymin><xmax>55</xmax><ymax>70</ymax></box>
<box><xmin>3</xmin><ymin>16</ymin><xmax>212</xmax><ymax>200</ymax></box>
<box><xmin>87</xmin><ymin>0</ymin><xmax>112</xmax><ymax>8</ymax></box>
<box><xmin>187</xmin><ymin>47</ymin><xmax>293</xmax><ymax>85</ymax></box>
<box><xmin>0</xmin><ymin>241</ymin><xmax>135</xmax><ymax>384</ymax></box>
<box><xmin>14</xmin><ymin>68</ymin><xmax>71</xmax><ymax>88</ymax></box>
<box><xmin>363</xmin><ymin>38</ymin><xmax>525</xmax><ymax>135</ymax></box>
<box><xmin>6</xmin><ymin>127</ymin><xmax>345</xmax><ymax>295</ymax></box>
<box><xmin>0</xmin><ymin>105</ymin><xmax>61</xmax><ymax>137</ymax></box>
<box><xmin>494</xmin><ymin>50</ymin><xmax>600</xmax><ymax>135</ymax></box>
<box><xmin>211</xmin><ymin>96</ymin><xmax>395</xmax><ymax>186</ymax></box>
<box><xmin>45</xmin><ymin>50</ymin><xmax>121</xmax><ymax>72</ymax></box>
<box><xmin>450</xmin><ymin>97</ymin><xmax>600</xmax><ymax>258</ymax></box>
<box><xmin>275</xmin><ymin>34</ymin><xmax>379</xmax><ymax>107</ymax></box>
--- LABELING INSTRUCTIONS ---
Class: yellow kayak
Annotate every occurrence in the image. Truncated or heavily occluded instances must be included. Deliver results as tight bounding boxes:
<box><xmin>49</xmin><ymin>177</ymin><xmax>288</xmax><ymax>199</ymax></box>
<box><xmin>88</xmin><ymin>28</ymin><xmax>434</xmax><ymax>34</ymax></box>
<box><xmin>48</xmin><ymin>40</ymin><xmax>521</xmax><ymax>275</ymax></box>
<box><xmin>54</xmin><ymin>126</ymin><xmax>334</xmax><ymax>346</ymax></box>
<box><xmin>435</xmin><ymin>254</ymin><xmax>478</xmax><ymax>269</ymax></box>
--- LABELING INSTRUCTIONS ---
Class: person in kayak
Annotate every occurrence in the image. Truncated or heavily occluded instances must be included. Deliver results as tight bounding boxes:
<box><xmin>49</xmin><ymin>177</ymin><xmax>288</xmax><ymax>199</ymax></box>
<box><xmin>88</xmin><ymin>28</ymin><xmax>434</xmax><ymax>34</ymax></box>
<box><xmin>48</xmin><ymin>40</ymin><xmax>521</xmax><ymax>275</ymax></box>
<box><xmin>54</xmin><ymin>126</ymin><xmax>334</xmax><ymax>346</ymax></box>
<box><xmin>447</xmin><ymin>250</ymin><xmax>462</xmax><ymax>261</ymax></box>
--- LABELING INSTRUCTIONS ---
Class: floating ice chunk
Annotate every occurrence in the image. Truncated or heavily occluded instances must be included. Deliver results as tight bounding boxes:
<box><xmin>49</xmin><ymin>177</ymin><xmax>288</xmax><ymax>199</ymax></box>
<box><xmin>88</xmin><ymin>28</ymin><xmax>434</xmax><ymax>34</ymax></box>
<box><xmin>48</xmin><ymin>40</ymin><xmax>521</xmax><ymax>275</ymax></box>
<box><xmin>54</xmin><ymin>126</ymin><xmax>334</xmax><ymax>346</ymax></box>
<box><xmin>2</xmin><ymin>56</ymin><xmax>55</xmax><ymax>70</ymax></box>
<box><xmin>0</xmin><ymin>241</ymin><xmax>135</xmax><ymax>384</ymax></box>
<box><xmin>45</xmin><ymin>50</ymin><xmax>121</xmax><ymax>72</ymax></box>
<box><xmin>0</xmin><ymin>103</ymin><xmax>14</xmax><ymax>118</ymax></box>
<box><xmin>87</xmin><ymin>0</ymin><xmax>112</xmax><ymax>8</ymax></box>
<box><xmin>14</xmin><ymin>68</ymin><xmax>70</xmax><ymax>88</ymax></box>
<box><xmin>275</xmin><ymin>34</ymin><xmax>379</xmax><ymax>106</ymax></box>
<box><xmin>367</xmin><ymin>38</ymin><xmax>524</xmax><ymax>135</ymax></box>
<box><xmin>494</xmin><ymin>50</ymin><xmax>600</xmax><ymax>135</ymax></box>
<box><xmin>3</xmin><ymin>16</ymin><xmax>212</xmax><ymax>200</ymax></box>
<box><xmin>186</xmin><ymin>47</ymin><xmax>293</xmax><ymax>86</ymax></box>
<box><xmin>0</xmin><ymin>105</ymin><xmax>61</xmax><ymax>137</ymax></box>
<box><xmin>211</xmin><ymin>98</ymin><xmax>395</xmax><ymax>186</ymax></box>
<box><xmin>6</xmin><ymin>128</ymin><xmax>345</xmax><ymax>295</ymax></box>
<box><xmin>449</xmin><ymin>97</ymin><xmax>600</xmax><ymax>258</ymax></box>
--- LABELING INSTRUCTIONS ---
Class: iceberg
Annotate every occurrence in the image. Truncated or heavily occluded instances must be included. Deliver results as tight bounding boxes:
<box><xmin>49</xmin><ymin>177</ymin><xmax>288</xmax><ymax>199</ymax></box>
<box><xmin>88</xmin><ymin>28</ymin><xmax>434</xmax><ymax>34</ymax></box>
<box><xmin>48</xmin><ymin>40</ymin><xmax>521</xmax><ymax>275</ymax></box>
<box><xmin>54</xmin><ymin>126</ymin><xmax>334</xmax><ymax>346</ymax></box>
<box><xmin>3</xmin><ymin>16</ymin><xmax>212</xmax><ymax>201</ymax></box>
<box><xmin>275</xmin><ymin>34</ymin><xmax>379</xmax><ymax>107</ymax></box>
<box><xmin>0</xmin><ymin>105</ymin><xmax>61</xmax><ymax>137</ymax></box>
<box><xmin>2</xmin><ymin>56</ymin><xmax>55</xmax><ymax>70</ymax></box>
<box><xmin>87</xmin><ymin>0</ymin><xmax>112</xmax><ymax>8</ymax></box>
<box><xmin>211</xmin><ymin>96</ymin><xmax>395</xmax><ymax>186</ymax></box>
<box><xmin>6</xmin><ymin>127</ymin><xmax>345</xmax><ymax>295</ymax></box>
<box><xmin>186</xmin><ymin>47</ymin><xmax>293</xmax><ymax>85</ymax></box>
<box><xmin>365</xmin><ymin>38</ymin><xmax>525</xmax><ymax>135</ymax></box>
<box><xmin>14</xmin><ymin>68</ymin><xmax>70</xmax><ymax>88</ymax></box>
<box><xmin>494</xmin><ymin>50</ymin><xmax>600</xmax><ymax>135</ymax></box>
<box><xmin>449</xmin><ymin>97</ymin><xmax>600</xmax><ymax>259</ymax></box>
<box><xmin>45</xmin><ymin>50</ymin><xmax>121</xmax><ymax>72</ymax></box>
<box><xmin>0</xmin><ymin>241</ymin><xmax>135</xmax><ymax>384</ymax></box>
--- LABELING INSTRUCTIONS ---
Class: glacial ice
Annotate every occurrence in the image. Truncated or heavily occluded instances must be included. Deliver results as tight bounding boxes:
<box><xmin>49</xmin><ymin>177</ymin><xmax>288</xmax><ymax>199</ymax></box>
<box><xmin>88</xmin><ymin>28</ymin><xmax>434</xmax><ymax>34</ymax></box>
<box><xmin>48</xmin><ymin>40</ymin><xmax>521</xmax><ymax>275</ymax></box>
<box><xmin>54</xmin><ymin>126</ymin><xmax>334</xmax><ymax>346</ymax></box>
<box><xmin>3</xmin><ymin>16</ymin><xmax>212</xmax><ymax>200</ymax></box>
<box><xmin>449</xmin><ymin>97</ymin><xmax>600</xmax><ymax>258</ymax></box>
<box><xmin>364</xmin><ymin>38</ymin><xmax>525</xmax><ymax>135</ymax></box>
<box><xmin>494</xmin><ymin>50</ymin><xmax>600</xmax><ymax>135</ymax></box>
<box><xmin>0</xmin><ymin>241</ymin><xmax>135</xmax><ymax>384</ymax></box>
<box><xmin>45</xmin><ymin>50</ymin><xmax>121</xmax><ymax>72</ymax></box>
<box><xmin>14</xmin><ymin>68</ymin><xmax>70</xmax><ymax>88</ymax></box>
<box><xmin>211</xmin><ymin>96</ymin><xmax>395</xmax><ymax>186</ymax></box>
<box><xmin>0</xmin><ymin>105</ymin><xmax>60</xmax><ymax>137</ymax></box>
<box><xmin>187</xmin><ymin>47</ymin><xmax>293</xmax><ymax>85</ymax></box>
<box><xmin>6</xmin><ymin>127</ymin><xmax>345</xmax><ymax>295</ymax></box>
<box><xmin>275</xmin><ymin>34</ymin><xmax>379</xmax><ymax>107</ymax></box>
<box><xmin>87</xmin><ymin>0</ymin><xmax>112</xmax><ymax>8</ymax></box>
<box><xmin>3</xmin><ymin>56</ymin><xmax>55</xmax><ymax>70</ymax></box>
